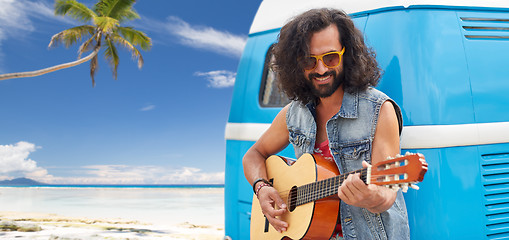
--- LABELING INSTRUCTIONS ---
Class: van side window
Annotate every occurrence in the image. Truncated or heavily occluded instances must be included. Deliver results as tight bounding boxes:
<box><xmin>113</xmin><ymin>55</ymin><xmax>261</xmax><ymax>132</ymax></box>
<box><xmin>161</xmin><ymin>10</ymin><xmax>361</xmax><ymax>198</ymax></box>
<box><xmin>259</xmin><ymin>46</ymin><xmax>290</xmax><ymax>107</ymax></box>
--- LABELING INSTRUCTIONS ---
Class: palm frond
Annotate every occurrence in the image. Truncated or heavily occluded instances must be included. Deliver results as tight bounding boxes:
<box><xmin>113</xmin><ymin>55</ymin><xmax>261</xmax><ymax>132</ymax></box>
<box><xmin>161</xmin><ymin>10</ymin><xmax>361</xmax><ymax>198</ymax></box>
<box><xmin>48</xmin><ymin>25</ymin><xmax>95</xmax><ymax>49</ymax></box>
<box><xmin>116</xmin><ymin>26</ymin><xmax>152</xmax><ymax>51</ymax></box>
<box><xmin>90</xmin><ymin>54</ymin><xmax>99</xmax><ymax>87</ymax></box>
<box><xmin>94</xmin><ymin>16</ymin><xmax>119</xmax><ymax>34</ymax></box>
<box><xmin>44</xmin><ymin>0</ymin><xmax>150</xmax><ymax>85</ymax></box>
<box><xmin>77</xmin><ymin>34</ymin><xmax>99</xmax><ymax>59</ymax></box>
<box><xmin>104</xmin><ymin>37</ymin><xmax>120</xmax><ymax>79</ymax></box>
<box><xmin>116</xmin><ymin>8</ymin><xmax>139</xmax><ymax>23</ymax></box>
<box><xmin>94</xmin><ymin>0</ymin><xmax>139</xmax><ymax>23</ymax></box>
<box><xmin>109</xmin><ymin>33</ymin><xmax>144</xmax><ymax>69</ymax></box>
<box><xmin>55</xmin><ymin>0</ymin><xmax>97</xmax><ymax>23</ymax></box>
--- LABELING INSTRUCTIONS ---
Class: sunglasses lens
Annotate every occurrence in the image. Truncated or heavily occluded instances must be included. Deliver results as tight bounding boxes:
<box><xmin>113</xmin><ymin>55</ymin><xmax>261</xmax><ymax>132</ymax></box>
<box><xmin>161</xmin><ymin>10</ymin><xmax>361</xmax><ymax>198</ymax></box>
<box><xmin>323</xmin><ymin>53</ymin><xmax>340</xmax><ymax>68</ymax></box>
<box><xmin>302</xmin><ymin>57</ymin><xmax>317</xmax><ymax>70</ymax></box>
<box><xmin>300</xmin><ymin>51</ymin><xmax>343</xmax><ymax>70</ymax></box>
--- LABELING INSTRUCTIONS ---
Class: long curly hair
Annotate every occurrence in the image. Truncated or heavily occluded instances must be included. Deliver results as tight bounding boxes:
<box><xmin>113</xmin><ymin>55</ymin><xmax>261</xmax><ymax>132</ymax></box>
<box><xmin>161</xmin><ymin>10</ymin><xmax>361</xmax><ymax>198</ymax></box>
<box><xmin>273</xmin><ymin>8</ymin><xmax>381</xmax><ymax>104</ymax></box>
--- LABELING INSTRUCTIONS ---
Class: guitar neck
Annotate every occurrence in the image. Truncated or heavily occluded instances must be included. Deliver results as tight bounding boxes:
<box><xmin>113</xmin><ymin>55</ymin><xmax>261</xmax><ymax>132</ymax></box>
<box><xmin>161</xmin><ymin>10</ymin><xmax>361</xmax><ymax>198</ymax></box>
<box><xmin>295</xmin><ymin>168</ymin><xmax>369</xmax><ymax>206</ymax></box>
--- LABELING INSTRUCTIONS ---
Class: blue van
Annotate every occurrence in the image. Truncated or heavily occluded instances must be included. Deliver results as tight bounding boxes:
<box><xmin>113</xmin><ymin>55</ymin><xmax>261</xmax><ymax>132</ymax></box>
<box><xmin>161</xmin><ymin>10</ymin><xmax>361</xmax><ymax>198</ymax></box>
<box><xmin>225</xmin><ymin>1</ymin><xmax>509</xmax><ymax>239</ymax></box>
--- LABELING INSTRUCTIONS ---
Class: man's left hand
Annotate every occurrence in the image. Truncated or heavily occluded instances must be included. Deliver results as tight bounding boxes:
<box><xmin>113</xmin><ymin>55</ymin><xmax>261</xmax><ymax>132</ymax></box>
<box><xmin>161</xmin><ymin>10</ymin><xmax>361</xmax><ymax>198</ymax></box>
<box><xmin>337</xmin><ymin>161</ymin><xmax>396</xmax><ymax>213</ymax></box>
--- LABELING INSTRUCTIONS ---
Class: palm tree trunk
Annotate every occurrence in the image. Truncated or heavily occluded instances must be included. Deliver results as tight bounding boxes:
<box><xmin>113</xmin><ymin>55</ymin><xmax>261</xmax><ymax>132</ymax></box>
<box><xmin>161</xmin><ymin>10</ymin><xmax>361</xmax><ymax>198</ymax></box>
<box><xmin>0</xmin><ymin>46</ymin><xmax>100</xmax><ymax>81</ymax></box>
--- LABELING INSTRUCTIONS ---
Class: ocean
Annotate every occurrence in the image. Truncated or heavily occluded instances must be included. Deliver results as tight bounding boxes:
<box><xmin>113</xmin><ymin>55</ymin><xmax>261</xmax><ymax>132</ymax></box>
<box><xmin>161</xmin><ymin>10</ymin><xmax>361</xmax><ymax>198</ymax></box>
<box><xmin>0</xmin><ymin>185</ymin><xmax>225</xmax><ymax>226</ymax></box>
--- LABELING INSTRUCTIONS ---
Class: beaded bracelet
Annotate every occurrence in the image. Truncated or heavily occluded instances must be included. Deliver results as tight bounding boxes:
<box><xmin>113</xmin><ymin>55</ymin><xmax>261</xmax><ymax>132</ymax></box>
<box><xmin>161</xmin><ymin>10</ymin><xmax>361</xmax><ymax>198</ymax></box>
<box><xmin>252</xmin><ymin>178</ymin><xmax>272</xmax><ymax>193</ymax></box>
<box><xmin>255</xmin><ymin>182</ymin><xmax>271</xmax><ymax>198</ymax></box>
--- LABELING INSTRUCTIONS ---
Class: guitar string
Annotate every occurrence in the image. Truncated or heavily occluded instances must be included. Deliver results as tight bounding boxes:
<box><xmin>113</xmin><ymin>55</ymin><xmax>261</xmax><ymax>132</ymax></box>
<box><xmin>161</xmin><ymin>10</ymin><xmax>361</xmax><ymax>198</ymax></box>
<box><xmin>273</xmin><ymin>155</ymin><xmax>417</xmax><ymax>198</ymax></box>
<box><xmin>269</xmin><ymin>156</ymin><xmax>420</xmax><ymax>206</ymax></box>
<box><xmin>275</xmin><ymin>168</ymin><xmax>368</xmax><ymax>195</ymax></box>
<box><xmin>273</xmin><ymin>168</ymin><xmax>408</xmax><ymax>205</ymax></box>
<box><xmin>275</xmin><ymin>168</ymin><xmax>369</xmax><ymax>203</ymax></box>
<box><xmin>291</xmin><ymin>178</ymin><xmax>408</xmax><ymax>205</ymax></box>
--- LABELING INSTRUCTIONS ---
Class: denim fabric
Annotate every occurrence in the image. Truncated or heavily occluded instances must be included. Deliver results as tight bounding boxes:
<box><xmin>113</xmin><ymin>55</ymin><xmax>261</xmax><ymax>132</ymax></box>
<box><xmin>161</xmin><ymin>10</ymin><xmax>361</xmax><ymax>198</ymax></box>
<box><xmin>286</xmin><ymin>87</ymin><xmax>410</xmax><ymax>240</ymax></box>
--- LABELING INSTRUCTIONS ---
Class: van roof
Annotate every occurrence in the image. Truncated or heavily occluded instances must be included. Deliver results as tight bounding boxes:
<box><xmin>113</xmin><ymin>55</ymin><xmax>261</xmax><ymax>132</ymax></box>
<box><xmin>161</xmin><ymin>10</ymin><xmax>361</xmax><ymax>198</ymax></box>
<box><xmin>250</xmin><ymin>0</ymin><xmax>509</xmax><ymax>34</ymax></box>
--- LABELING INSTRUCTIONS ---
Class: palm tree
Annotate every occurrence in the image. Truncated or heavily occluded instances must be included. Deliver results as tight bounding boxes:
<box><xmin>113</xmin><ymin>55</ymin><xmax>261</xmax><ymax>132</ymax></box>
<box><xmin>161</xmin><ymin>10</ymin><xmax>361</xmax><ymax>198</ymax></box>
<box><xmin>0</xmin><ymin>0</ymin><xmax>151</xmax><ymax>86</ymax></box>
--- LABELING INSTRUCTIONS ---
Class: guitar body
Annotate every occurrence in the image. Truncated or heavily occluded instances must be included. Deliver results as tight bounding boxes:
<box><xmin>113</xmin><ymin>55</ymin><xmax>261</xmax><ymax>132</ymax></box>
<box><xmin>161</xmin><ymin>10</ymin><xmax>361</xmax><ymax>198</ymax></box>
<box><xmin>250</xmin><ymin>153</ymin><xmax>341</xmax><ymax>240</ymax></box>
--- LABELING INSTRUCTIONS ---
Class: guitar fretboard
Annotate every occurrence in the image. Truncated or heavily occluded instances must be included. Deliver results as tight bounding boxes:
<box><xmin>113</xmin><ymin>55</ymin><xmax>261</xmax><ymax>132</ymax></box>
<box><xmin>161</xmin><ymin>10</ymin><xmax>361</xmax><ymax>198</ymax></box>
<box><xmin>293</xmin><ymin>168</ymin><xmax>369</xmax><ymax>206</ymax></box>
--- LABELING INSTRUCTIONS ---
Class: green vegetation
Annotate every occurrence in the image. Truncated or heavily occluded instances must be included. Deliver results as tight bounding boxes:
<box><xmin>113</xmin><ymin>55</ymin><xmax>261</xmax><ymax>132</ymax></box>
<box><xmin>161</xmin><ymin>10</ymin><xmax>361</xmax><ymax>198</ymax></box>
<box><xmin>0</xmin><ymin>0</ymin><xmax>152</xmax><ymax>86</ymax></box>
<box><xmin>0</xmin><ymin>221</ymin><xmax>42</xmax><ymax>232</ymax></box>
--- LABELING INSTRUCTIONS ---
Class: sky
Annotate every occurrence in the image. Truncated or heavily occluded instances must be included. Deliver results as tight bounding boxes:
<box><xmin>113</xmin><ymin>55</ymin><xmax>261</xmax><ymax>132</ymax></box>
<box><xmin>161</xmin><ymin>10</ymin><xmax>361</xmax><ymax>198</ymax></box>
<box><xmin>0</xmin><ymin>0</ymin><xmax>262</xmax><ymax>184</ymax></box>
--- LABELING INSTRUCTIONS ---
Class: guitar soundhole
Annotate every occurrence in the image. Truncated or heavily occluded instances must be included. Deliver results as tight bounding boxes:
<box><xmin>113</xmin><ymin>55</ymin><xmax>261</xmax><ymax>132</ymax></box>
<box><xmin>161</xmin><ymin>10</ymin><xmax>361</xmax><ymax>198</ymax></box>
<box><xmin>288</xmin><ymin>186</ymin><xmax>298</xmax><ymax>212</ymax></box>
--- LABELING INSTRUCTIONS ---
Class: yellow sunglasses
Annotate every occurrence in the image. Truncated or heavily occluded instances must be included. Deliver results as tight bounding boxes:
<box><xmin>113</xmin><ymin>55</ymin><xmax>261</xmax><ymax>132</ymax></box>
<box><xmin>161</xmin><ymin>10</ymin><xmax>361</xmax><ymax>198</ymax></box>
<box><xmin>300</xmin><ymin>48</ymin><xmax>345</xmax><ymax>71</ymax></box>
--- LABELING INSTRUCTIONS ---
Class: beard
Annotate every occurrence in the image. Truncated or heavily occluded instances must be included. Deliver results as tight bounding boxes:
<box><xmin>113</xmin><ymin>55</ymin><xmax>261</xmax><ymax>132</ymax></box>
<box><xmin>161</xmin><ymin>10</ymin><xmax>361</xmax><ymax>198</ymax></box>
<box><xmin>307</xmin><ymin>70</ymin><xmax>344</xmax><ymax>98</ymax></box>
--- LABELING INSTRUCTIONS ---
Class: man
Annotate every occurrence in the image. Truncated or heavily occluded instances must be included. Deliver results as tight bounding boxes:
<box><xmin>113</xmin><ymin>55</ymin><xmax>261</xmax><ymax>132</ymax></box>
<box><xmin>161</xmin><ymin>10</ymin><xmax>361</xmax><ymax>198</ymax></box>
<box><xmin>243</xmin><ymin>8</ymin><xmax>411</xmax><ymax>240</ymax></box>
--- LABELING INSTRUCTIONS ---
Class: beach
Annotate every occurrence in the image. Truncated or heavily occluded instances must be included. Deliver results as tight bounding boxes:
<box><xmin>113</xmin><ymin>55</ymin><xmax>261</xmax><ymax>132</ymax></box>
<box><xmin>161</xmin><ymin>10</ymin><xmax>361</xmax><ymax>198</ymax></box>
<box><xmin>0</xmin><ymin>186</ymin><xmax>225</xmax><ymax>239</ymax></box>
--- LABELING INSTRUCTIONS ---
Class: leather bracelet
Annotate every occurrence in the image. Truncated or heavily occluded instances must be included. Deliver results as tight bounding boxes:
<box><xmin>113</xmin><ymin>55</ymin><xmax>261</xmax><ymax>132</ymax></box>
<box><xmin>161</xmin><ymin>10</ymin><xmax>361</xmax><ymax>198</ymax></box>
<box><xmin>252</xmin><ymin>178</ymin><xmax>272</xmax><ymax>193</ymax></box>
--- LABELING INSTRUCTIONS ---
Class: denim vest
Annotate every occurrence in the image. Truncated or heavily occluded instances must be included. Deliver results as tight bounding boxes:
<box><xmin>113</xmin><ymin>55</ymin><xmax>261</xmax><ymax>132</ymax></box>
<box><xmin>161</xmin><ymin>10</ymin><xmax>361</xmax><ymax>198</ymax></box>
<box><xmin>286</xmin><ymin>87</ymin><xmax>410</xmax><ymax>240</ymax></box>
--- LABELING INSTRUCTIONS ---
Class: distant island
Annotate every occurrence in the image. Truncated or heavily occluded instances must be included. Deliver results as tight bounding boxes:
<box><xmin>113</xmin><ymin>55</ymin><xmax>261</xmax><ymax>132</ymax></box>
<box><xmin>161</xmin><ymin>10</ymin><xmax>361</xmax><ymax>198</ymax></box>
<box><xmin>0</xmin><ymin>177</ymin><xmax>47</xmax><ymax>186</ymax></box>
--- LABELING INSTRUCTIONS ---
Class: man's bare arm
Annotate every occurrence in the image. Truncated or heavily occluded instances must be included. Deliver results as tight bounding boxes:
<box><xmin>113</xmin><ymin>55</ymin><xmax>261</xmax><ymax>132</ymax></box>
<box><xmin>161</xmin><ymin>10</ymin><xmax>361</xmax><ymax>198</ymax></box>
<box><xmin>242</xmin><ymin>105</ymin><xmax>291</xmax><ymax>232</ymax></box>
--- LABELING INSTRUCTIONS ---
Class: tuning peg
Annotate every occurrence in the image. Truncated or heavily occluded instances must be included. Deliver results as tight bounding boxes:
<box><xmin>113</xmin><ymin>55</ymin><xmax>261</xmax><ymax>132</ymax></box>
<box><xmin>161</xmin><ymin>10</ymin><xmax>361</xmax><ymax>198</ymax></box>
<box><xmin>399</xmin><ymin>183</ymin><xmax>408</xmax><ymax>193</ymax></box>
<box><xmin>386</xmin><ymin>185</ymin><xmax>397</xmax><ymax>190</ymax></box>
<box><xmin>410</xmin><ymin>184</ymin><xmax>420</xmax><ymax>190</ymax></box>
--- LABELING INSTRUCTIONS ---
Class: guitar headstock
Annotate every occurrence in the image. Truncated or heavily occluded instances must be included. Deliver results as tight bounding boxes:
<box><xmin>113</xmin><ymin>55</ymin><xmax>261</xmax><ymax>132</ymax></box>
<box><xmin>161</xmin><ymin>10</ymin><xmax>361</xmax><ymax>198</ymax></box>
<box><xmin>370</xmin><ymin>153</ymin><xmax>427</xmax><ymax>192</ymax></box>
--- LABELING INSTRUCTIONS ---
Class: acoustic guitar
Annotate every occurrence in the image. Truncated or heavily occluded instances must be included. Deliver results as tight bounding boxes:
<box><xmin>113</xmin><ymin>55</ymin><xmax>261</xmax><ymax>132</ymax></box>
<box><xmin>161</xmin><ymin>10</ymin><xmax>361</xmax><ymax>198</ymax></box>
<box><xmin>250</xmin><ymin>153</ymin><xmax>427</xmax><ymax>240</ymax></box>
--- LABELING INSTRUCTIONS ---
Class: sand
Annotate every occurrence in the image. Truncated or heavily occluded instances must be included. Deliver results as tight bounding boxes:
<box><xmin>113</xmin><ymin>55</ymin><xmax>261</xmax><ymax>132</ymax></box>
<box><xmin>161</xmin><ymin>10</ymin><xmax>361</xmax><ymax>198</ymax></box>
<box><xmin>0</xmin><ymin>211</ymin><xmax>224</xmax><ymax>240</ymax></box>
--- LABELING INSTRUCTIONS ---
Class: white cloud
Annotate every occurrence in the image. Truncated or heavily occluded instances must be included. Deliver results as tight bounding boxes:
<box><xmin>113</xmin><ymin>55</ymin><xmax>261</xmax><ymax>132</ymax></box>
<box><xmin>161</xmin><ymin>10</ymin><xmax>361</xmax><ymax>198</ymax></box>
<box><xmin>134</xmin><ymin>15</ymin><xmax>247</xmax><ymax>58</ymax></box>
<box><xmin>164</xmin><ymin>16</ymin><xmax>247</xmax><ymax>58</ymax></box>
<box><xmin>40</xmin><ymin>165</ymin><xmax>224</xmax><ymax>185</ymax></box>
<box><xmin>195</xmin><ymin>70</ymin><xmax>236</xmax><ymax>88</ymax></box>
<box><xmin>0</xmin><ymin>0</ymin><xmax>73</xmax><ymax>34</ymax></box>
<box><xmin>80</xmin><ymin>165</ymin><xmax>224</xmax><ymax>184</ymax></box>
<box><xmin>140</xmin><ymin>104</ymin><xmax>155</xmax><ymax>111</ymax></box>
<box><xmin>0</xmin><ymin>0</ymin><xmax>37</xmax><ymax>35</ymax></box>
<box><xmin>0</xmin><ymin>0</ymin><xmax>36</xmax><ymax>72</ymax></box>
<box><xmin>0</xmin><ymin>0</ymin><xmax>74</xmax><ymax>72</ymax></box>
<box><xmin>0</xmin><ymin>141</ymin><xmax>224</xmax><ymax>185</ymax></box>
<box><xmin>0</xmin><ymin>141</ymin><xmax>50</xmax><ymax>177</ymax></box>
<box><xmin>156</xmin><ymin>167</ymin><xmax>225</xmax><ymax>184</ymax></box>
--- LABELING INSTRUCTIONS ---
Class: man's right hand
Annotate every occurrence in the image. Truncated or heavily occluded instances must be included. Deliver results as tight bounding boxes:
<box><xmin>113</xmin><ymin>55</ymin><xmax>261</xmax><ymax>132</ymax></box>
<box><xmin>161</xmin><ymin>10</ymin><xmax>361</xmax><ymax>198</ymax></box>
<box><xmin>257</xmin><ymin>185</ymin><xmax>289</xmax><ymax>233</ymax></box>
